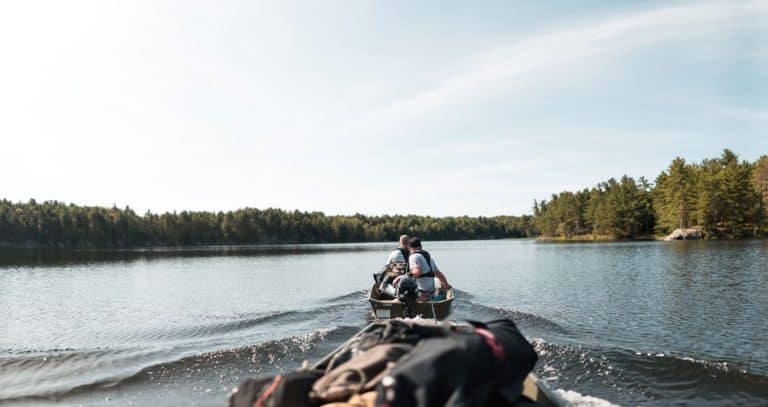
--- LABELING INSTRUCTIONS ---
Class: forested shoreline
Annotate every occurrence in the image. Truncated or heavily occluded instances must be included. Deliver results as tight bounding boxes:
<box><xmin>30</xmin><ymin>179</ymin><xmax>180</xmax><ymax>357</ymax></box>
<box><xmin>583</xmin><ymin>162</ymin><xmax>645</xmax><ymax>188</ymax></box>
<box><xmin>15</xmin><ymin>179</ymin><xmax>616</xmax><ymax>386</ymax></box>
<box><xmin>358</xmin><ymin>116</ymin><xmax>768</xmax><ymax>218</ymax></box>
<box><xmin>2</xmin><ymin>149</ymin><xmax>765</xmax><ymax>248</ymax></box>
<box><xmin>0</xmin><ymin>200</ymin><xmax>535</xmax><ymax>248</ymax></box>
<box><xmin>534</xmin><ymin>150</ymin><xmax>768</xmax><ymax>240</ymax></box>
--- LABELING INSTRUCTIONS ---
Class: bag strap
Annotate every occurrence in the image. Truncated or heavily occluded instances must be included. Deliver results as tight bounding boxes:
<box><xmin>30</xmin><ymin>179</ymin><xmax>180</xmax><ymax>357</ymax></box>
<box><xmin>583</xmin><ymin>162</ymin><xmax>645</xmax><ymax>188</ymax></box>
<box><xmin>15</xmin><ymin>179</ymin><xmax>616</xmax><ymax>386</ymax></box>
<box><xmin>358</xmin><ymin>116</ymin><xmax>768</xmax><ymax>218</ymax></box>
<box><xmin>253</xmin><ymin>375</ymin><xmax>282</xmax><ymax>407</ymax></box>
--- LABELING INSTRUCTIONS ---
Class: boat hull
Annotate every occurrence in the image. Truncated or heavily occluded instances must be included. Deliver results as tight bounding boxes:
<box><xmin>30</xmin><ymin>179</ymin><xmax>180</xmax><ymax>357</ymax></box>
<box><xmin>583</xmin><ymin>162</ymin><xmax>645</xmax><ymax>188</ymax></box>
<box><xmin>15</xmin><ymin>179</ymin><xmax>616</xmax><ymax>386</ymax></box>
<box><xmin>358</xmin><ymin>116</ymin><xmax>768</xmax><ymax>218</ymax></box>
<box><xmin>367</xmin><ymin>283</ymin><xmax>454</xmax><ymax>319</ymax></box>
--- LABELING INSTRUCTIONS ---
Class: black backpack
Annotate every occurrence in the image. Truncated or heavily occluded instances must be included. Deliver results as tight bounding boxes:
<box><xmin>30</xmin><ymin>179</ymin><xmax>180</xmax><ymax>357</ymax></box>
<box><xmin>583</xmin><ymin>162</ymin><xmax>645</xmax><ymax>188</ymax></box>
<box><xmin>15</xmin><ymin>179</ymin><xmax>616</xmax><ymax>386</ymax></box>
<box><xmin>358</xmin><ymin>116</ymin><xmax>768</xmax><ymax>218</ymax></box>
<box><xmin>375</xmin><ymin>319</ymin><xmax>538</xmax><ymax>407</ymax></box>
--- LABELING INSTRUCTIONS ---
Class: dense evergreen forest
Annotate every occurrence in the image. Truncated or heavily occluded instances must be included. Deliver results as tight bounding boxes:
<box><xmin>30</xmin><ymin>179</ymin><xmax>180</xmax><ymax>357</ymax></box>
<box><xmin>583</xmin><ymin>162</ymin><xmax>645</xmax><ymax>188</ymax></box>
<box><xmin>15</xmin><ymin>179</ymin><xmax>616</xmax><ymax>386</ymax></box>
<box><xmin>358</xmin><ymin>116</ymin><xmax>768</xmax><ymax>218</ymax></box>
<box><xmin>2</xmin><ymin>149</ymin><xmax>765</xmax><ymax>247</ymax></box>
<box><xmin>534</xmin><ymin>150</ymin><xmax>768</xmax><ymax>239</ymax></box>
<box><xmin>0</xmin><ymin>200</ymin><xmax>535</xmax><ymax>248</ymax></box>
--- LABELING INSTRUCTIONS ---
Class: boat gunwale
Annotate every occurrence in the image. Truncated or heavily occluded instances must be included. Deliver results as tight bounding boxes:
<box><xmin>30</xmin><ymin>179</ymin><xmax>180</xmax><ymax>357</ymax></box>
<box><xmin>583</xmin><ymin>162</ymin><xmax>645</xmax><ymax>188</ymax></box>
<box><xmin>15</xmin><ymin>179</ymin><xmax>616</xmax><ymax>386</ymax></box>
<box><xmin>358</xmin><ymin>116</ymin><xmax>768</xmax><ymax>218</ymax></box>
<box><xmin>366</xmin><ymin>283</ymin><xmax>455</xmax><ymax>306</ymax></box>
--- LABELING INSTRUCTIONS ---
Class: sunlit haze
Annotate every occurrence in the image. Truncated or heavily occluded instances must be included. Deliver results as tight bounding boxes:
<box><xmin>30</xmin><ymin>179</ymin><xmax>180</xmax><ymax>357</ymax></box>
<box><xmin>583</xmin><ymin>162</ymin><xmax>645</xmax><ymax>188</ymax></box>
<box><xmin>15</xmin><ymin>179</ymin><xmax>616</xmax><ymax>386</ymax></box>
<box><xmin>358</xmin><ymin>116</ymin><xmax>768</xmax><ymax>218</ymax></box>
<box><xmin>1</xmin><ymin>1</ymin><xmax>766</xmax><ymax>216</ymax></box>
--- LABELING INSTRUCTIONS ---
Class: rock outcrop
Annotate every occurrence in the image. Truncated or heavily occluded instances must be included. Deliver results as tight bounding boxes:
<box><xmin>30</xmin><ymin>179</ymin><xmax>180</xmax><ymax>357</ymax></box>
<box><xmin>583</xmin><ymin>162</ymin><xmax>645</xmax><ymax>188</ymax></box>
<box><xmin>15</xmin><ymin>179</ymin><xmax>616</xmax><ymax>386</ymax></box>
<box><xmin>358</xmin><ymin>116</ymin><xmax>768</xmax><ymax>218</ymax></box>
<box><xmin>664</xmin><ymin>228</ymin><xmax>702</xmax><ymax>241</ymax></box>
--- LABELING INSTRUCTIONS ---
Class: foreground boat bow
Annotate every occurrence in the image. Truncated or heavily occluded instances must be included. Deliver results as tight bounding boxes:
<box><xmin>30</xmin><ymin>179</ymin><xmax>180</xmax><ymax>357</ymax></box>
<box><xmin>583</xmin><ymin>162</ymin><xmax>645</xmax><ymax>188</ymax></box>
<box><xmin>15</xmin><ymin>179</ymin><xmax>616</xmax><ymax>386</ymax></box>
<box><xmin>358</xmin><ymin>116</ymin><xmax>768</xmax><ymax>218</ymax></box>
<box><xmin>312</xmin><ymin>320</ymin><xmax>562</xmax><ymax>406</ymax></box>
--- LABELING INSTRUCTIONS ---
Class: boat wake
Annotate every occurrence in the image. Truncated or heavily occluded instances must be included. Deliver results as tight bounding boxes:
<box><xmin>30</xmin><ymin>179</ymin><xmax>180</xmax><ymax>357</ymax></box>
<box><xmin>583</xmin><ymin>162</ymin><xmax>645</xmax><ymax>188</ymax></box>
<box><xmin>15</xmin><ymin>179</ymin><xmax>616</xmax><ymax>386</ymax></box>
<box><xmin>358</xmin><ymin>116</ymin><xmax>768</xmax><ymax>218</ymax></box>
<box><xmin>5</xmin><ymin>288</ymin><xmax>766</xmax><ymax>406</ymax></box>
<box><xmin>321</xmin><ymin>289</ymin><xmax>369</xmax><ymax>304</ymax></box>
<box><xmin>552</xmin><ymin>389</ymin><xmax>620</xmax><ymax>407</ymax></box>
<box><xmin>450</xmin><ymin>297</ymin><xmax>569</xmax><ymax>336</ymax></box>
<box><xmin>0</xmin><ymin>326</ymin><xmax>359</xmax><ymax>403</ymax></box>
<box><xmin>533</xmin><ymin>338</ymin><xmax>768</xmax><ymax>406</ymax></box>
<box><xmin>0</xmin><ymin>291</ymin><xmax>370</xmax><ymax>402</ymax></box>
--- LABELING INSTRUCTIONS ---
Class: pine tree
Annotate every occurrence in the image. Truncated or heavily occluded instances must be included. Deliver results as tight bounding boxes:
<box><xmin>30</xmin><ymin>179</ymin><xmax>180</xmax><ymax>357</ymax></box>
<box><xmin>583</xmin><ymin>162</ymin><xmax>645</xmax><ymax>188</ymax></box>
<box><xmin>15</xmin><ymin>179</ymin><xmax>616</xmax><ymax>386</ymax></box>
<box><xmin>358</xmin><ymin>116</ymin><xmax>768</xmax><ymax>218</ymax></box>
<box><xmin>753</xmin><ymin>156</ymin><xmax>768</xmax><ymax>234</ymax></box>
<box><xmin>696</xmin><ymin>150</ymin><xmax>761</xmax><ymax>237</ymax></box>
<box><xmin>654</xmin><ymin>157</ymin><xmax>696</xmax><ymax>233</ymax></box>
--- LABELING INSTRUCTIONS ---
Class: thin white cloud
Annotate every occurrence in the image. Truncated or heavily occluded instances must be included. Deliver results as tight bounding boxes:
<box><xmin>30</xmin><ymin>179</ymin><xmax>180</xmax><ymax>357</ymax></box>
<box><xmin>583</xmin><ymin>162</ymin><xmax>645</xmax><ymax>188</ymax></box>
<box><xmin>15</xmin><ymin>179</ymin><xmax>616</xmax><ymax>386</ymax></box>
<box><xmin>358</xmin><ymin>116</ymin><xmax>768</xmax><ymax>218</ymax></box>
<box><xmin>721</xmin><ymin>106</ymin><xmax>768</xmax><ymax>120</ymax></box>
<box><xmin>0</xmin><ymin>1</ymin><xmax>765</xmax><ymax>216</ymax></box>
<box><xmin>434</xmin><ymin>134</ymin><xmax>542</xmax><ymax>155</ymax></box>
<box><xmin>436</xmin><ymin>150</ymin><xmax>597</xmax><ymax>185</ymax></box>
<box><xmin>335</xmin><ymin>1</ymin><xmax>768</xmax><ymax>137</ymax></box>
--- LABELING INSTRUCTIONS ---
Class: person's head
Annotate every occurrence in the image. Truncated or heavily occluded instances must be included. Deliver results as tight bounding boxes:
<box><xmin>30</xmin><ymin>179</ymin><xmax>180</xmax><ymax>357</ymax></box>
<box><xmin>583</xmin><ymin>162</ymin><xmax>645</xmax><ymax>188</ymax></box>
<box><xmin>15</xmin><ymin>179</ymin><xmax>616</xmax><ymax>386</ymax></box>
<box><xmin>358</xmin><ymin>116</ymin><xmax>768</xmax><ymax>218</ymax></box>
<box><xmin>407</xmin><ymin>237</ymin><xmax>422</xmax><ymax>253</ymax></box>
<box><xmin>399</xmin><ymin>234</ymin><xmax>410</xmax><ymax>247</ymax></box>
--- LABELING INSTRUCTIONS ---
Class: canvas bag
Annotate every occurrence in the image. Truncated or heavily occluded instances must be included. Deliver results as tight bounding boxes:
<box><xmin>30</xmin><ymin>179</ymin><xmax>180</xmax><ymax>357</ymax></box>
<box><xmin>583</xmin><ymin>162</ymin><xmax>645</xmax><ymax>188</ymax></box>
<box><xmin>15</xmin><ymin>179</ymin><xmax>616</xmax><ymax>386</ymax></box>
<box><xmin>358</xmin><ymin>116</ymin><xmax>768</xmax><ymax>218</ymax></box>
<box><xmin>311</xmin><ymin>343</ymin><xmax>413</xmax><ymax>402</ymax></box>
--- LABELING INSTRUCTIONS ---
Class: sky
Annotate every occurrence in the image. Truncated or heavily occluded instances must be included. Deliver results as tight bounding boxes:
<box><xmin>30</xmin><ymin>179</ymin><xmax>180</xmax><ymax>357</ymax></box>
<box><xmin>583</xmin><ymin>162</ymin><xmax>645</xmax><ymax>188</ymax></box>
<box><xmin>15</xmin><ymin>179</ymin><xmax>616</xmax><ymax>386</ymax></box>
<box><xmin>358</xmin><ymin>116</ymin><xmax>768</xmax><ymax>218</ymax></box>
<box><xmin>1</xmin><ymin>0</ymin><xmax>766</xmax><ymax>216</ymax></box>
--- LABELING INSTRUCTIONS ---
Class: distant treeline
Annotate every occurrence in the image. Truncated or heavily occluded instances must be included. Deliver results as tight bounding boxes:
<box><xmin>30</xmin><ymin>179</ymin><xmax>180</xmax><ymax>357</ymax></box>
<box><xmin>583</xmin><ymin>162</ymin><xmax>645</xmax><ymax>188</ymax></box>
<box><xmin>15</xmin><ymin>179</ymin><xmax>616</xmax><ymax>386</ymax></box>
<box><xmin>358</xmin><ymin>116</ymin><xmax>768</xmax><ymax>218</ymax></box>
<box><xmin>534</xmin><ymin>150</ymin><xmax>768</xmax><ymax>239</ymax></box>
<box><xmin>4</xmin><ymin>149</ymin><xmax>765</xmax><ymax>247</ymax></box>
<box><xmin>0</xmin><ymin>200</ymin><xmax>535</xmax><ymax>248</ymax></box>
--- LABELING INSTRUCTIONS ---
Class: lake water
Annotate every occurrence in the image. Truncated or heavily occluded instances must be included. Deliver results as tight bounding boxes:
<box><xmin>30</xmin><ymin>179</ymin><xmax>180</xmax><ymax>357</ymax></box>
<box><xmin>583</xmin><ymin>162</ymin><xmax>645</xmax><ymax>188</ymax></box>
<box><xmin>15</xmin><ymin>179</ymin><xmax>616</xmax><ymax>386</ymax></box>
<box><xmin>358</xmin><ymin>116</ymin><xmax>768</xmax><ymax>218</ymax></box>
<box><xmin>1</xmin><ymin>240</ymin><xmax>767</xmax><ymax>406</ymax></box>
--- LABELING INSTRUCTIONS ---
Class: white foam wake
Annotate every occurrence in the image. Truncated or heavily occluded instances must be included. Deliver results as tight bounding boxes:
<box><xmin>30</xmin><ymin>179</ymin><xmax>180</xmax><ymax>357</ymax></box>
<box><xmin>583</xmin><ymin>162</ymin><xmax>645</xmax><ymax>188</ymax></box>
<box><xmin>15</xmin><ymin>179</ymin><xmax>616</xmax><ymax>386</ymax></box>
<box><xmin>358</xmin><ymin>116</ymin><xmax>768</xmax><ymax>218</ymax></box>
<box><xmin>554</xmin><ymin>389</ymin><xmax>620</xmax><ymax>407</ymax></box>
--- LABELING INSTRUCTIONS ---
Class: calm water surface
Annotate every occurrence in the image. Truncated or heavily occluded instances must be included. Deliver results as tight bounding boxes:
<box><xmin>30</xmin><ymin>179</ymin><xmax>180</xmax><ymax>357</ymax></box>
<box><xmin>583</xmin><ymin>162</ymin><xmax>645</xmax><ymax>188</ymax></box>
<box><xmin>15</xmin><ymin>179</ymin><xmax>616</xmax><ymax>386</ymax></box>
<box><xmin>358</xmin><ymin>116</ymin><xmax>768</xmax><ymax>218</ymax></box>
<box><xmin>0</xmin><ymin>240</ymin><xmax>766</xmax><ymax>406</ymax></box>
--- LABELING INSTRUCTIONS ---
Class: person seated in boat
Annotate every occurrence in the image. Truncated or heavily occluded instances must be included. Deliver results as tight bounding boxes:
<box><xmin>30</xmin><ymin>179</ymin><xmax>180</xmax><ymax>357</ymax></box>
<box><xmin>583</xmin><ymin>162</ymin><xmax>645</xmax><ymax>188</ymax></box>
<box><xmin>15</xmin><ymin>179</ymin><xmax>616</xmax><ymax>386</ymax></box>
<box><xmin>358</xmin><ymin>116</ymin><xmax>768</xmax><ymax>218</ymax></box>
<box><xmin>396</xmin><ymin>237</ymin><xmax>452</xmax><ymax>302</ymax></box>
<box><xmin>386</xmin><ymin>234</ymin><xmax>410</xmax><ymax>269</ymax></box>
<box><xmin>378</xmin><ymin>234</ymin><xmax>411</xmax><ymax>297</ymax></box>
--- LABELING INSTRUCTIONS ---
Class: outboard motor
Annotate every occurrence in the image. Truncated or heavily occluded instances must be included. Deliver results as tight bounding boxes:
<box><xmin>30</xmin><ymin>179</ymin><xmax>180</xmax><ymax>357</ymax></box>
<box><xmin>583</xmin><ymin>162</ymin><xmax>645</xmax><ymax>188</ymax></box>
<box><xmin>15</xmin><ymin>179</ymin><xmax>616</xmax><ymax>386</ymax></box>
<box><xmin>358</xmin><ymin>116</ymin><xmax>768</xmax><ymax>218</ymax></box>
<box><xmin>396</xmin><ymin>277</ymin><xmax>418</xmax><ymax>318</ymax></box>
<box><xmin>379</xmin><ymin>279</ymin><xmax>397</xmax><ymax>298</ymax></box>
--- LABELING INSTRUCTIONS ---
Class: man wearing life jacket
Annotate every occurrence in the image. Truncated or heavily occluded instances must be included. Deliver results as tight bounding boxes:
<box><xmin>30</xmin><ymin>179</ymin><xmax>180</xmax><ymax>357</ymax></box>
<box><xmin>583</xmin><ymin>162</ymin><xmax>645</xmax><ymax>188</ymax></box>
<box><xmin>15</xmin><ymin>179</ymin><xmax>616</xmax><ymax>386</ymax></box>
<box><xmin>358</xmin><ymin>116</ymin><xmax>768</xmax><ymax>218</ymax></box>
<box><xmin>377</xmin><ymin>235</ymin><xmax>410</xmax><ymax>297</ymax></box>
<box><xmin>405</xmin><ymin>237</ymin><xmax>452</xmax><ymax>301</ymax></box>
<box><xmin>386</xmin><ymin>234</ymin><xmax>410</xmax><ymax>265</ymax></box>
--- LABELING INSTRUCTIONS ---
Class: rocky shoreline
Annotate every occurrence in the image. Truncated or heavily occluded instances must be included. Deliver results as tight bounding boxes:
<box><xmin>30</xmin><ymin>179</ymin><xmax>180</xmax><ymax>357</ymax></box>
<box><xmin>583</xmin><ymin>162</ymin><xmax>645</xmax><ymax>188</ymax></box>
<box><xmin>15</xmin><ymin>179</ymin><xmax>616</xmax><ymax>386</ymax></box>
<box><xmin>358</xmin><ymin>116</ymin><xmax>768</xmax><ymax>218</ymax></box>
<box><xmin>663</xmin><ymin>228</ymin><xmax>702</xmax><ymax>241</ymax></box>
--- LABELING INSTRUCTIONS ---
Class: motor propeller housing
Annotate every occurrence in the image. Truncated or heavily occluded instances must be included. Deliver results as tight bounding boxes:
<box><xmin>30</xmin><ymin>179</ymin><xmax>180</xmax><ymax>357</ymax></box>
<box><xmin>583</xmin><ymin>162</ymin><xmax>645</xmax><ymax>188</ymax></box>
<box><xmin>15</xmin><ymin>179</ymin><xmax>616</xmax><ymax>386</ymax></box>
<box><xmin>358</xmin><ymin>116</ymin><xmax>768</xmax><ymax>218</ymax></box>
<box><xmin>396</xmin><ymin>277</ymin><xmax>418</xmax><ymax>318</ymax></box>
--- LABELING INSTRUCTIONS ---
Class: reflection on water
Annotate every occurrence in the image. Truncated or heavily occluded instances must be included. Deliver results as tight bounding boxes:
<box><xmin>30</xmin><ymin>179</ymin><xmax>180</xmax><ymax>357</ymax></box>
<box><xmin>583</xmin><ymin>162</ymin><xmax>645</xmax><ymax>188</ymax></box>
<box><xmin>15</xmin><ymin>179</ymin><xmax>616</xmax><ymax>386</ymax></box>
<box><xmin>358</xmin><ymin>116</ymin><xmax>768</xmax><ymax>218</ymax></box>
<box><xmin>0</xmin><ymin>243</ymin><xmax>389</xmax><ymax>267</ymax></box>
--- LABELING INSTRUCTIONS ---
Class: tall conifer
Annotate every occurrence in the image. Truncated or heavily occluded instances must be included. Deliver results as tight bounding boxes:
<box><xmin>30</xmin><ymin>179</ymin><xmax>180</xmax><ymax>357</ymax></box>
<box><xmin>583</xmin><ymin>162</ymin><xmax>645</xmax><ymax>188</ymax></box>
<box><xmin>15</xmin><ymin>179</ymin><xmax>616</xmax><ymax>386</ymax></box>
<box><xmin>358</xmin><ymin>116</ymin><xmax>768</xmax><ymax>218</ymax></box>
<box><xmin>654</xmin><ymin>157</ymin><xmax>696</xmax><ymax>232</ymax></box>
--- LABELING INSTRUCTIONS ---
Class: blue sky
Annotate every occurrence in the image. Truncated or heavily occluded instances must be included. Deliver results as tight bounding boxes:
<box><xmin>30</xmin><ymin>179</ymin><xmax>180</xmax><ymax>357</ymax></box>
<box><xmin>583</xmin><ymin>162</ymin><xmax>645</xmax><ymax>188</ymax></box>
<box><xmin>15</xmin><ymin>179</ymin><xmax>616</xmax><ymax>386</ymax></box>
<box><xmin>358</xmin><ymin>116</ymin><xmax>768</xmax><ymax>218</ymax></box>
<box><xmin>1</xmin><ymin>1</ymin><xmax>766</xmax><ymax>216</ymax></box>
